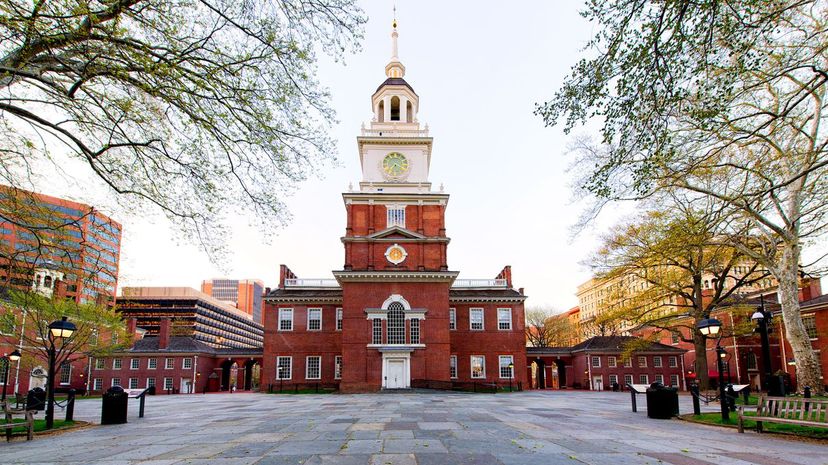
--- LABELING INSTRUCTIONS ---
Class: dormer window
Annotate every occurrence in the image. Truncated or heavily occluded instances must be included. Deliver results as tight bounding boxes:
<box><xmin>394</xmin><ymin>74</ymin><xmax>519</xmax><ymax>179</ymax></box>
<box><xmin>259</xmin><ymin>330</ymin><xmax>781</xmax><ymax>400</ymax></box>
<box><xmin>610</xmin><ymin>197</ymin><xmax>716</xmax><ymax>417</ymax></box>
<box><xmin>387</xmin><ymin>206</ymin><xmax>405</xmax><ymax>228</ymax></box>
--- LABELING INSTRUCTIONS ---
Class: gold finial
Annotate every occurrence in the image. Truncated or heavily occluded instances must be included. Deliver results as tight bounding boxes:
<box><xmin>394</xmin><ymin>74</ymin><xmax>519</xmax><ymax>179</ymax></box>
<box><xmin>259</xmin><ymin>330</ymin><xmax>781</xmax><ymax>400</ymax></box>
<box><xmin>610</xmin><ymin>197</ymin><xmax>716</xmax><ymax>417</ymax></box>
<box><xmin>393</xmin><ymin>5</ymin><xmax>397</xmax><ymax>28</ymax></box>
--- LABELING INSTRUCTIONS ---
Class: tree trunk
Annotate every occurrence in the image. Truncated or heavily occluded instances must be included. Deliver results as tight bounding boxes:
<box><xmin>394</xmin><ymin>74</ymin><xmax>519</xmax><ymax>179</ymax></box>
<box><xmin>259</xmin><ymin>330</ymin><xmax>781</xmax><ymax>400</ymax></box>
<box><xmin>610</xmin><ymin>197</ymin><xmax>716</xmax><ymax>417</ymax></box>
<box><xmin>693</xmin><ymin>331</ymin><xmax>710</xmax><ymax>390</ymax></box>
<box><xmin>777</xmin><ymin>242</ymin><xmax>824</xmax><ymax>394</ymax></box>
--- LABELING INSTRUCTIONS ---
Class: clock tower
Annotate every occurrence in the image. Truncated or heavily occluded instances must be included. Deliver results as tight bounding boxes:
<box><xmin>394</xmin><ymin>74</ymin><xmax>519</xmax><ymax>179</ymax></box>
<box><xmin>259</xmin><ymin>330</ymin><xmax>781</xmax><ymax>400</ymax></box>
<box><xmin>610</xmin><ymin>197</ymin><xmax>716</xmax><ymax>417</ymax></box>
<box><xmin>334</xmin><ymin>19</ymin><xmax>455</xmax><ymax>392</ymax></box>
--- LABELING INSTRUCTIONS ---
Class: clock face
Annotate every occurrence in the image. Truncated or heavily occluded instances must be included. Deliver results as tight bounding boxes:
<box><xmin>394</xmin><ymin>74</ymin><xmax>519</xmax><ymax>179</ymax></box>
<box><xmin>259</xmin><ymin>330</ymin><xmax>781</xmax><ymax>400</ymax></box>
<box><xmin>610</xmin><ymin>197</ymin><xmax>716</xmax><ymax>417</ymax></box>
<box><xmin>385</xmin><ymin>244</ymin><xmax>407</xmax><ymax>265</ymax></box>
<box><xmin>382</xmin><ymin>152</ymin><xmax>410</xmax><ymax>179</ymax></box>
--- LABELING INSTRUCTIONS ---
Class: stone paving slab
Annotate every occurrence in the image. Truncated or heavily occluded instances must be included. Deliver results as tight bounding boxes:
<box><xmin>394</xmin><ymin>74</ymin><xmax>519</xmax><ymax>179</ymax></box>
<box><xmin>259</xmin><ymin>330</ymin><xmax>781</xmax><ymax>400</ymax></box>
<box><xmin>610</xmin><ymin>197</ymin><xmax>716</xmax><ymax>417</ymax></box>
<box><xmin>1</xmin><ymin>391</ymin><xmax>826</xmax><ymax>465</ymax></box>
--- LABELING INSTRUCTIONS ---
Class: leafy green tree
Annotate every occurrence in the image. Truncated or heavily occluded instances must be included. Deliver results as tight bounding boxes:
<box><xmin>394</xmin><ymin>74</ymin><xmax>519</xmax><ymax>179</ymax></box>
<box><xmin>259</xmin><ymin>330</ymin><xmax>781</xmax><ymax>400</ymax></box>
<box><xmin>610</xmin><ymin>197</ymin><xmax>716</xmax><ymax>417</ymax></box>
<box><xmin>525</xmin><ymin>308</ymin><xmax>576</xmax><ymax>347</ymax></box>
<box><xmin>0</xmin><ymin>0</ymin><xmax>366</xmax><ymax>260</ymax></box>
<box><xmin>538</xmin><ymin>0</ymin><xmax>827</xmax><ymax>393</ymax></box>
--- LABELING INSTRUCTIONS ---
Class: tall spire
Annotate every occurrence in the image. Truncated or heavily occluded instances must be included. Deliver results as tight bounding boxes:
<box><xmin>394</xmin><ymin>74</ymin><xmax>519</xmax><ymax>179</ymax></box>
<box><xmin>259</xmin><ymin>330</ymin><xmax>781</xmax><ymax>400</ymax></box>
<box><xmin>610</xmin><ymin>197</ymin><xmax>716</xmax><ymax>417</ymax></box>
<box><xmin>385</xmin><ymin>9</ymin><xmax>405</xmax><ymax>79</ymax></box>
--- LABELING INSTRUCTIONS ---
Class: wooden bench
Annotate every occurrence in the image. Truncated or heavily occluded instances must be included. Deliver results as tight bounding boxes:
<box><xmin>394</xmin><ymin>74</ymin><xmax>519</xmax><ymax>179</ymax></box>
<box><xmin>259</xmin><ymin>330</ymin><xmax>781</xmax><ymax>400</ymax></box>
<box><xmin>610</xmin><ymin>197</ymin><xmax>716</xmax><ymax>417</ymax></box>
<box><xmin>738</xmin><ymin>395</ymin><xmax>828</xmax><ymax>433</ymax></box>
<box><xmin>1</xmin><ymin>401</ymin><xmax>34</xmax><ymax>441</ymax></box>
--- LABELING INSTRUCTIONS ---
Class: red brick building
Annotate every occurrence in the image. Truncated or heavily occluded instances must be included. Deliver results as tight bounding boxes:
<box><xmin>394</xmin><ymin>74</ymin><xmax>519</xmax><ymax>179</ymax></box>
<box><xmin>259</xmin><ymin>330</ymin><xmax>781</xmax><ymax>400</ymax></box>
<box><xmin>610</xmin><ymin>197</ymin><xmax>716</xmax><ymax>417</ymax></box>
<box><xmin>528</xmin><ymin>336</ymin><xmax>687</xmax><ymax>391</ymax></box>
<box><xmin>262</xmin><ymin>23</ymin><xmax>527</xmax><ymax>393</ymax></box>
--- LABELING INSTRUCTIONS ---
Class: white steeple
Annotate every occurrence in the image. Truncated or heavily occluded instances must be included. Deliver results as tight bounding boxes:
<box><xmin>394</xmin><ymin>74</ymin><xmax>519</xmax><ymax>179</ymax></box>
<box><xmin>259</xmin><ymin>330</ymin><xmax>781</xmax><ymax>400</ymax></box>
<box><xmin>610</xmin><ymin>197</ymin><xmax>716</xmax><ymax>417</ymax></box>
<box><xmin>385</xmin><ymin>18</ymin><xmax>405</xmax><ymax>79</ymax></box>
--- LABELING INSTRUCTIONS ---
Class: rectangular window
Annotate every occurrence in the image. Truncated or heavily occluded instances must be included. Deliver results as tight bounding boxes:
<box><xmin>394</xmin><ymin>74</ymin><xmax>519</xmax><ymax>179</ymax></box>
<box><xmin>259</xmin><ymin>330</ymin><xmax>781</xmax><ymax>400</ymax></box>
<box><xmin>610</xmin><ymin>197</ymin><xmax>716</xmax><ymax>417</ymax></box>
<box><xmin>336</xmin><ymin>308</ymin><xmax>343</xmax><ymax>331</ymax></box>
<box><xmin>95</xmin><ymin>358</ymin><xmax>106</xmax><ymax>370</ymax></box>
<box><xmin>130</xmin><ymin>358</ymin><xmax>140</xmax><ymax>370</ymax></box>
<box><xmin>334</xmin><ymin>356</ymin><xmax>342</xmax><ymax>380</ymax></box>
<box><xmin>277</xmin><ymin>356</ymin><xmax>292</xmax><ymax>380</ymax></box>
<box><xmin>497</xmin><ymin>308</ymin><xmax>512</xmax><ymax>330</ymax></box>
<box><xmin>279</xmin><ymin>308</ymin><xmax>294</xmax><ymax>331</ymax></box>
<box><xmin>624</xmin><ymin>374</ymin><xmax>633</xmax><ymax>386</ymax></box>
<box><xmin>59</xmin><ymin>363</ymin><xmax>71</xmax><ymax>384</ymax></box>
<box><xmin>113</xmin><ymin>358</ymin><xmax>122</xmax><ymax>370</ymax></box>
<box><xmin>93</xmin><ymin>378</ymin><xmax>103</xmax><ymax>391</ymax></box>
<box><xmin>608</xmin><ymin>356</ymin><xmax>617</xmax><ymax>368</ymax></box>
<box><xmin>670</xmin><ymin>374</ymin><xmax>680</xmax><ymax>387</ymax></box>
<box><xmin>803</xmin><ymin>314</ymin><xmax>818</xmax><ymax>338</ymax></box>
<box><xmin>147</xmin><ymin>378</ymin><xmax>156</xmax><ymax>388</ymax></box>
<box><xmin>372</xmin><ymin>318</ymin><xmax>382</xmax><ymax>344</ymax></box>
<box><xmin>591</xmin><ymin>356</ymin><xmax>601</xmax><ymax>368</ymax></box>
<box><xmin>499</xmin><ymin>355</ymin><xmax>514</xmax><ymax>379</ymax></box>
<box><xmin>668</xmin><ymin>356</ymin><xmax>678</xmax><ymax>368</ymax></box>
<box><xmin>470</xmin><ymin>308</ymin><xmax>484</xmax><ymax>330</ymax></box>
<box><xmin>654</xmin><ymin>374</ymin><xmax>664</xmax><ymax>385</ymax></box>
<box><xmin>623</xmin><ymin>358</ymin><xmax>632</xmax><ymax>368</ymax></box>
<box><xmin>307</xmin><ymin>308</ymin><xmax>322</xmax><ymax>331</ymax></box>
<box><xmin>639</xmin><ymin>374</ymin><xmax>648</xmax><ymax>384</ymax></box>
<box><xmin>306</xmin><ymin>356</ymin><xmax>321</xmax><ymax>380</ymax></box>
<box><xmin>148</xmin><ymin>358</ymin><xmax>157</xmax><ymax>369</ymax></box>
<box><xmin>410</xmin><ymin>318</ymin><xmax>420</xmax><ymax>344</ymax></box>
<box><xmin>638</xmin><ymin>356</ymin><xmax>647</xmax><ymax>368</ymax></box>
<box><xmin>747</xmin><ymin>352</ymin><xmax>758</xmax><ymax>370</ymax></box>
<box><xmin>129</xmin><ymin>378</ymin><xmax>139</xmax><ymax>389</ymax></box>
<box><xmin>183</xmin><ymin>358</ymin><xmax>193</xmax><ymax>369</ymax></box>
<box><xmin>450</xmin><ymin>355</ymin><xmax>458</xmax><ymax>379</ymax></box>
<box><xmin>449</xmin><ymin>308</ymin><xmax>456</xmax><ymax>330</ymax></box>
<box><xmin>165</xmin><ymin>358</ymin><xmax>174</xmax><ymax>369</ymax></box>
<box><xmin>671</xmin><ymin>332</ymin><xmax>680</xmax><ymax>345</ymax></box>
<box><xmin>609</xmin><ymin>374</ymin><xmax>618</xmax><ymax>386</ymax></box>
<box><xmin>387</xmin><ymin>206</ymin><xmax>406</xmax><ymax>228</ymax></box>
<box><xmin>112</xmin><ymin>377</ymin><xmax>122</xmax><ymax>387</ymax></box>
<box><xmin>471</xmin><ymin>355</ymin><xmax>486</xmax><ymax>379</ymax></box>
<box><xmin>653</xmin><ymin>356</ymin><xmax>662</xmax><ymax>368</ymax></box>
<box><xmin>163</xmin><ymin>377</ymin><xmax>174</xmax><ymax>390</ymax></box>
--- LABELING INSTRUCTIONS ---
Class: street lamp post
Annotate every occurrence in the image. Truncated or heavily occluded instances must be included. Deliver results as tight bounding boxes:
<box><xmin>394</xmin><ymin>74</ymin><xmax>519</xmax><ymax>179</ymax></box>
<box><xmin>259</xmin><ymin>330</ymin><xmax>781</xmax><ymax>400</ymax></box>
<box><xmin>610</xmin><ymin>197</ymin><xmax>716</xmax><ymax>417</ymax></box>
<box><xmin>508</xmin><ymin>363</ymin><xmax>514</xmax><ymax>392</ymax></box>
<box><xmin>751</xmin><ymin>296</ymin><xmax>778</xmax><ymax>396</ymax></box>
<box><xmin>46</xmin><ymin>316</ymin><xmax>76</xmax><ymax>429</ymax></box>
<box><xmin>2</xmin><ymin>350</ymin><xmax>22</xmax><ymax>402</ymax></box>
<box><xmin>697</xmin><ymin>317</ymin><xmax>729</xmax><ymax>421</ymax></box>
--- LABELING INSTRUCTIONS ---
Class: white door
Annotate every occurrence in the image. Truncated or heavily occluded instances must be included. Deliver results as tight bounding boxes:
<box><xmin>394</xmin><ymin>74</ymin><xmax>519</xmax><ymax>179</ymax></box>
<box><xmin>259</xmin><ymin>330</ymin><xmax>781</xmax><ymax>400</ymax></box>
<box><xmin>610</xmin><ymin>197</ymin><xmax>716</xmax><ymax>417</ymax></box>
<box><xmin>386</xmin><ymin>360</ymin><xmax>405</xmax><ymax>389</ymax></box>
<box><xmin>593</xmin><ymin>376</ymin><xmax>603</xmax><ymax>391</ymax></box>
<box><xmin>181</xmin><ymin>378</ymin><xmax>192</xmax><ymax>394</ymax></box>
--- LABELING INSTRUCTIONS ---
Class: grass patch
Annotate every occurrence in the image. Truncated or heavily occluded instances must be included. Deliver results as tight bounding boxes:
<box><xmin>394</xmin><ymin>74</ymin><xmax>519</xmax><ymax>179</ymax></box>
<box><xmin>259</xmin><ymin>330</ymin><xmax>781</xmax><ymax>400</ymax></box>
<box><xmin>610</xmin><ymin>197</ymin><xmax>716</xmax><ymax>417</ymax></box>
<box><xmin>4</xmin><ymin>419</ymin><xmax>76</xmax><ymax>434</ymax></box>
<box><xmin>685</xmin><ymin>412</ymin><xmax>828</xmax><ymax>439</ymax></box>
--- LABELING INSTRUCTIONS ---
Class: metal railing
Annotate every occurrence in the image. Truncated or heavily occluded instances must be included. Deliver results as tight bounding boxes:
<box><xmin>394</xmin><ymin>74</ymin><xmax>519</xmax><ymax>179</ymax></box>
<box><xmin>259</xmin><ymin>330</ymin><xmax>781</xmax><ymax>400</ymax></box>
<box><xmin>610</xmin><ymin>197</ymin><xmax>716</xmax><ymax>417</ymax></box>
<box><xmin>452</xmin><ymin>279</ymin><xmax>508</xmax><ymax>288</ymax></box>
<box><xmin>284</xmin><ymin>279</ymin><xmax>339</xmax><ymax>287</ymax></box>
<box><xmin>360</xmin><ymin>128</ymin><xmax>429</xmax><ymax>137</ymax></box>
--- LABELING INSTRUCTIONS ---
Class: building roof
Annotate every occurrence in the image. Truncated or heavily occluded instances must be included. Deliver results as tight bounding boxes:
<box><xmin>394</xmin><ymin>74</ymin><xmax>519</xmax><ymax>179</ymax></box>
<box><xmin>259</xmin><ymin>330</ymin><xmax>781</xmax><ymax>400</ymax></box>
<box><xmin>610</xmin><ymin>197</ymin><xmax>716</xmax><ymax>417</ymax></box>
<box><xmin>265</xmin><ymin>288</ymin><xmax>343</xmax><ymax>302</ymax></box>
<box><xmin>571</xmin><ymin>336</ymin><xmax>685</xmax><ymax>354</ymax></box>
<box><xmin>120</xmin><ymin>286</ymin><xmax>254</xmax><ymax>321</ymax></box>
<box><xmin>527</xmin><ymin>346</ymin><xmax>573</xmax><ymax>356</ymax></box>
<box><xmin>130</xmin><ymin>336</ymin><xmax>216</xmax><ymax>354</ymax></box>
<box><xmin>375</xmin><ymin>77</ymin><xmax>416</xmax><ymax>95</ymax></box>
<box><xmin>801</xmin><ymin>293</ymin><xmax>828</xmax><ymax>310</ymax></box>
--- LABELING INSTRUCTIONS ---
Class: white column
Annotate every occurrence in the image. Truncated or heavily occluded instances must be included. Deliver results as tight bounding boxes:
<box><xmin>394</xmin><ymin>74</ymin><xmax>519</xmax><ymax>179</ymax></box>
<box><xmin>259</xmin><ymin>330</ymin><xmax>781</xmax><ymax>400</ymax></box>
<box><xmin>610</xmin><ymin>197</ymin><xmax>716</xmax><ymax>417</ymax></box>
<box><xmin>384</xmin><ymin>96</ymin><xmax>391</xmax><ymax>122</ymax></box>
<box><xmin>400</xmin><ymin>96</ymin><xmax>408</xmax><ymax>122</ymax></box>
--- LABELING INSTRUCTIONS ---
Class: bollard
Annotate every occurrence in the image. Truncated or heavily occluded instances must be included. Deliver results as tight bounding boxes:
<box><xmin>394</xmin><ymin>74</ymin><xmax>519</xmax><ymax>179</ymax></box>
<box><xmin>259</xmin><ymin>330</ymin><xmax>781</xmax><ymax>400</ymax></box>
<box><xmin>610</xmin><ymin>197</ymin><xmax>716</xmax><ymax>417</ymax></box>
<box><xmin>742</xmin><ymin>386</ymin><xmax>750</xmax><ymax>405</ymax></box>
<box><xmin>138</xmin><ymin>392</ymin><xmax>146</xmax><ymax>418</ymax></box>
<box><xmin>805</xmin><ymin>386</ymin><xmax>811</xmax><ymax>412</ymax></box>
<box><xmin>630</xmin><ymin>387</ymin><xmax>637</xmax><ymax>413</ymax></box>
<box><xmin>727</xmin><ymin>385</ymin><xmax>736</xmax><ymax>412</ymax></box>
<box><xmin>65</xmin><ymin>389</ymin><xmax>76</xmax><ymax>422</ymax></box>
<box><xmin>690</xmin><ymin>383</ymin><xmax>701</xmax><ymax>415</ymax></box>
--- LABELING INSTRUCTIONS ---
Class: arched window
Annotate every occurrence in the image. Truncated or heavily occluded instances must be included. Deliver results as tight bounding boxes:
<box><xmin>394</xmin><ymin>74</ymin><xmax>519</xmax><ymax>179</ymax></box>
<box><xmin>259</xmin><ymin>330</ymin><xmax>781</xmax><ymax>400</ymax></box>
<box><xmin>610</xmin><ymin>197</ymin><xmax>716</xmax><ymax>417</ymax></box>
<box><xmin>377</xmin><ymin>100</ymin><xmax>385</xmax><ymax>122</ymax></box>
<box><xmin>747</xmin><ymin>352</ymin><xmax>757</xmax><ymax>371</ymax></box>
<box><xmin>390</xmin><ymin>96</ymin><xmax>400</xmax><ymax>121</ymax></box>
<box><xmin>44</xmin><ymin>275</ymin><xmax>52</xmax><ymax>288</ymax></box>
<box><xmin>387</xmin><ymin>302</ymin><xmax>405</xmax><ymax>344</ymax></box>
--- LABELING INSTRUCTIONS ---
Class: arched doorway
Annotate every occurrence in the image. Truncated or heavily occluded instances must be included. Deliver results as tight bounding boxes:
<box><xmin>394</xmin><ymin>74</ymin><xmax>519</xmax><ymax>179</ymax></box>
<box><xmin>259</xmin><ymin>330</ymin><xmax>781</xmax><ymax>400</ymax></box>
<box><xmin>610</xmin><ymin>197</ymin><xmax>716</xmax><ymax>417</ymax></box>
<box><xmin>557</xmin><ymin>362</ymin><xmax>567</xmax><ymax>388</ymax></box>
<box><xmin>220</xmin><ymin>360</ymin><xmax>237</xmax><ymax>391</ymax></box>
<box><xmin>244</xmin><ymin>359</ymin><xmax>260</xmax><ymax>391</ymax></box>
<box><xmin>534</xmin><ymin>358</ymin><xmax>547</xmax><ymax>389</ymax></box>
<box><xmin>29</xmin><ymin>366</ymin><xmax>47</xmax><ymax>391</ymax></box>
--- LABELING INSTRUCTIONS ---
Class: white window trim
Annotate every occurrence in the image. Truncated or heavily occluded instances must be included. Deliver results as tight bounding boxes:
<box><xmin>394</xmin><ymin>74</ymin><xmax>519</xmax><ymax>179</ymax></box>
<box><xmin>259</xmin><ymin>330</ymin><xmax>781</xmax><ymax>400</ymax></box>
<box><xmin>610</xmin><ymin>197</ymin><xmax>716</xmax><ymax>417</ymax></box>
<box><xmin>386</xmin><ymin>205</ymin><xmax>406</xmax><ymax>228</ymax></box>
<box><xmin>499</xmin><ymin>355</ymin><xmax>514</xmax><ymax>379</ymax></box>
<box><xmin>668</xmin><ymin>356</ymin><xmax>678</xmax><ymax>368</ymax></box>
<box><xmin>279</xmin><ymin>308</ymin><xmax>294</xmax><ymax>332</ymax></box>
<box><xmin>305</xmin><ymin>356</ymin><xmax>321</xmax><ymax>380</ymax></box>
<box><xmin>113</xmin><ymin>358</ymin><xmax>122</xmax><ymax>370</ymax></box>
<box><xmin>336</xmin><ymin>308</ymin><xmax>343</xmax><ymax>331</ymax></box>
<box><xmin>95</xmin><ymin>359</ymin><xmax>105</xmax><ymax>370</ymax></box>
<box><xmin>449</xmin><ymin>308</ymin><xmax>456</xmax><ymax>331</ymax></box>
<box><xmin>165</xmin><ymin>358</ymin><xmax>174</xmax><ymax>370</ymax></box>
<box><xmin>130</xmin><ymin>358</ymin><xmax>139</xmax><ymax>370</ymax></box>
<box><xmin>129</xmin><ymin>377</ymin><xmax>139</xmax><ymax>389</ymax></box>
<box><xmin>497</xmin><ymin>308</ymin><xmax>512</xmax><ymax>331</ymax></box>
<box><xmin>450</xmin><ymin>355</ymin><xmax>458</xmax><ymax>379</ymax></box>
<box><xmin>638</xmin><ymin>356</ymin><xmax>647</xmax><ymax>368</ymax></box>
<box><xmin>608</xmin><ymin>356</ymin><xmax>617</xmax><ymax>368</ymax></box>
<box><xmin>163</xmin><ymin>377</ymin><xmax>174</xmax><ymax>390</ymax></box>
<box><xmin>148</xmin><ymin>358</ymin><xmax>157</xmax><ymax>370</ymax></box>
<box><xmin>112</xmin><ymin>378</ymin><xmax>121</xmax><ymax>387</ymax></box>
<box><xmin>307</xmin><ymin>308</ymin><xmax>322</xmax><ymax>331</ymax></box>
<box><xmin>182</xmin><ymin>358</ymin><xmax>193</xmax><ymax>369</ymax></box>
<box><xmin>471</xmin><ymin>355</ymin><xmax>486</xmax><ymax>379</ymax></box>
<box><xmin>639</xmin><ymin>374</ymin><xmax>649</xmax><ymax>384</ymax></box>
<box><xmin>334</xmin><ymin>355</ymin><xmax>342</xmax><ymax>380</ymax></box>
<box><xmin>93</xmin><ymin>378</ymin><xmax>103</xmax><ymax>391</ymax></box>
<box><xmin>653</xmin><ymin>356</ymin><xmax>662</xmax><ymax>368</ymax></box>
<box><xmin>59</xmin><ymin>364</ymin><xmax>72</xmax><ymax>385</ymax></box>
<box><xmin>146</xmin><ymin>378</ymin><xmax>156</xmax><ymax>389</ymax></box>
<box><xmin>470</xmin><ymin>308</ymin><xmax>484</xmax><ymax>331</ymax></box>
<box><xmin>277</xmin><ymin>356</ymin><xmax>292</xmax><ymax>380</ymax></box>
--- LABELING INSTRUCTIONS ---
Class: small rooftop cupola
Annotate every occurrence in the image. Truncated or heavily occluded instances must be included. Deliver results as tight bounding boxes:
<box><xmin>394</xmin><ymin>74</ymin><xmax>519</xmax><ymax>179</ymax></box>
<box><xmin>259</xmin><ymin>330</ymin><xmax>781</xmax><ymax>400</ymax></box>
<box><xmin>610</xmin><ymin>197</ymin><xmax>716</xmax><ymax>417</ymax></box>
<box><xmin>372</xmin><ymin>18</ymin><xmax>419</xmax><ymax>124</ymax></box>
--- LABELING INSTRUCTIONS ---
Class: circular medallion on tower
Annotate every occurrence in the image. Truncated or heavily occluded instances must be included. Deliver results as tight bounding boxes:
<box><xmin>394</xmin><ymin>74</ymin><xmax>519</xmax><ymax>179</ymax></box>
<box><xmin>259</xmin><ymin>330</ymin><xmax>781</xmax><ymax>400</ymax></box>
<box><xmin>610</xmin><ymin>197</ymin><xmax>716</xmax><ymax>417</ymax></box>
<box><xmin>381</xmin><ymin>152</ymin><xmax>410</xmax><ymax>181</ymax></box>
<box><xmin>385</xmin><ymin>243</ymin><xmax>407</xmax><ymax>265</ymax></box>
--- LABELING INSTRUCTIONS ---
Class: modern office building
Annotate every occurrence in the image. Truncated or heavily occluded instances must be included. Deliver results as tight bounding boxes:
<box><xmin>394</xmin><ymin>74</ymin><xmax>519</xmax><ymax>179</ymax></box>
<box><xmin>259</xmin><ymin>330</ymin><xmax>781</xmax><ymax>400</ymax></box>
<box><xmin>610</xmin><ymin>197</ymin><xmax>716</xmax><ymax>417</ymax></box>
<box><xmin>262</xmin><ymin>21</ymin><xmax>528</xmax><ymax>393</ymax></box>
<box><xmin>0</xmin><ymin>186</ymin><xmax>121</xmax><ymax>306</ymax></box>
<box><xmin>117</xmin><ymin>287</ymin><xmax>264</xmax><ymax>349</ymax></box>
<box><xmin>201</xmin><ymin>278</ymin><xmax>264</xmax><ymax>323</ymax></box>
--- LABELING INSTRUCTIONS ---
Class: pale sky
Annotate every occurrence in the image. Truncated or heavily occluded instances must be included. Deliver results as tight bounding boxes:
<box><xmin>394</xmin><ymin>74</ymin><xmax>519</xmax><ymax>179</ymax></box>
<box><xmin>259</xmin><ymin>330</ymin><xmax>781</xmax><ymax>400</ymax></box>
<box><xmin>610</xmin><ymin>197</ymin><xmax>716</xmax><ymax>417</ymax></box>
<box><xmin>110</xmin><ymin>1</ymin><xmax>611</xmax><ymax>311</ymax></box>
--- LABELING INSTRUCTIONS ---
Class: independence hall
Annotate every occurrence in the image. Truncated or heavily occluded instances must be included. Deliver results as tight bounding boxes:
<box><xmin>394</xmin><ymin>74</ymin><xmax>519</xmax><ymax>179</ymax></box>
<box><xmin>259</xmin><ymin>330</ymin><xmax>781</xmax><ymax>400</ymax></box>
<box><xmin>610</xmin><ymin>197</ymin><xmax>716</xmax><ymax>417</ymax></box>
<box><xmin>263</xmin><ymin>22</ymin><xmax>528</xmax><ymax>392</ymax></box>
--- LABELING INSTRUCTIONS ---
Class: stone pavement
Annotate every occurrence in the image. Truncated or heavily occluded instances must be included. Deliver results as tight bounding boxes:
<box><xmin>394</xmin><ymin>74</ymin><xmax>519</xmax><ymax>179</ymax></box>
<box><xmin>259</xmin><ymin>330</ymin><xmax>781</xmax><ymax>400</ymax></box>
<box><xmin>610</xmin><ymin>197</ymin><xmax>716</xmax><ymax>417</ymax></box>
<box><xmin>2</xmin><ymin>390</ymin><xmax>826</xmax><ymax>465</ymax></box>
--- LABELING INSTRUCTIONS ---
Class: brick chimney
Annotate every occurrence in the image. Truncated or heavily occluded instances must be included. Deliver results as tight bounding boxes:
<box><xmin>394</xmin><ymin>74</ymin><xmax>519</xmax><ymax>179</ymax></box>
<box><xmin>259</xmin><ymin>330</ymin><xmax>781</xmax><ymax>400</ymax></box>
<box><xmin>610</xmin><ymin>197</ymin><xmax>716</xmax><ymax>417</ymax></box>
<box><xmin>799</xmin><ymin>278</ymin><xmax>823</xmax><ymax>302</ymax></box>
<box><xmin>496</xmin><ymin>266</ymin><xmax>513</xmax><ymax>288</ymax></box>
<box><xmin>158</xmin><ymin>318</ymin><xmax>171</xmax><ymax>350</ymax></box>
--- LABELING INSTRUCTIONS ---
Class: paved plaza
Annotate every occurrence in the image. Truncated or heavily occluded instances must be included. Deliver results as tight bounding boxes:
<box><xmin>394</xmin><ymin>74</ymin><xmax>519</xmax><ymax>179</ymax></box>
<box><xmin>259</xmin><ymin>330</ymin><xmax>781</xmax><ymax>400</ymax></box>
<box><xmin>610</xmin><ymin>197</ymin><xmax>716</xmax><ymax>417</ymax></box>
<box><xmin>2</xmin><ymin>390</ymin><xmax>826</xmax><ymax>465</ymax></box>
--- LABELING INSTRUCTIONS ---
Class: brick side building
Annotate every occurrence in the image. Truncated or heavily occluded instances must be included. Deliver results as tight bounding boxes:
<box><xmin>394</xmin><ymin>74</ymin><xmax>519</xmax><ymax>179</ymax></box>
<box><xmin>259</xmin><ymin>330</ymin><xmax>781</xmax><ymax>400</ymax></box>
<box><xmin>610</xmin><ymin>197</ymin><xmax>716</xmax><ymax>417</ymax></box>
<box><xmin>262</xmin><ymin>22</ymin><xmax>527</xmax><ymax>393</ymax></box>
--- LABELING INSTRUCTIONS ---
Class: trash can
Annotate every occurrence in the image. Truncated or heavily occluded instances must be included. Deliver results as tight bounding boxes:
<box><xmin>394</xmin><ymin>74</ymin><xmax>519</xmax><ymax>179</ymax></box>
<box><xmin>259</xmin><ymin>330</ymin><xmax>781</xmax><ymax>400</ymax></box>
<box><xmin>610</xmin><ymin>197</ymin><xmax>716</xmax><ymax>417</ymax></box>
<box><xmin>26</xmin><ymin>387</ymin><xmax>46</xmax><ymax>411</ymax></box>
<box><xmin>101</xmin><ymin>386</ymin><xmax>129</xmax><ymax>425</ymax></box>
<box><xmin>646</xmin><ymin>382</ymin><xmax>679</xmax><ymax>419</ymax></box>
<box><xmin>147</xmin><ymin>386</ymin><xmax>156</xmax><ymax>396</ymax></box>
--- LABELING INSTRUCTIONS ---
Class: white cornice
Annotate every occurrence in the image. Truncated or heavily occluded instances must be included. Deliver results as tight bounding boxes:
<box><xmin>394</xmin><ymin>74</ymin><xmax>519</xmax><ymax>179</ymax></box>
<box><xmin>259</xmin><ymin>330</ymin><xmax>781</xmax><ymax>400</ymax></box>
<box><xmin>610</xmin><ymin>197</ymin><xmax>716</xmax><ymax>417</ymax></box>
<box><xmin>333</xmin><ymin>270</ymin><xmax>459</xmax><ymax>284</ymax></box>
<box><xmin>449</xmin><ymin>296</ymin><xmax>528</xmax><ymax>303</ymax></box>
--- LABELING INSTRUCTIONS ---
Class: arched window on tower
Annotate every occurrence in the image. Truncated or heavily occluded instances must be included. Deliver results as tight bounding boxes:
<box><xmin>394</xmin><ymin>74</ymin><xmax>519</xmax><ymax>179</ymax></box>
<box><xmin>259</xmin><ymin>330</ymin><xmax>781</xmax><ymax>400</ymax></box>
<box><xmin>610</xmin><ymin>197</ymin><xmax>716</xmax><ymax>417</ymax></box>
<box><xmin>44</xmin><ymin>275</ymin><xmax>52</xmax><ymax>288</ymax></box>
<box><xmin>406</xmin><ymin>101</ymin><xmax>413</xmax><ymax>122</ymax></box>
<box><xmin>747</xmin><ymin>352</ymin><xmax>757</xmax><ymax>371</ymax></box>
<box><xmin>387</xmin><ymin>302</ymin><xmax>405</xmax><ymax>344</ymax></box>
<box><xmin>390</xmin><ymin>96</ymin><xmax>400</xmax><ymax>121</ymax></box>
<box><xmin>377</xmin><ymin>100</ymin><xmax>385</xmax><ymax>122</ymax></box>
